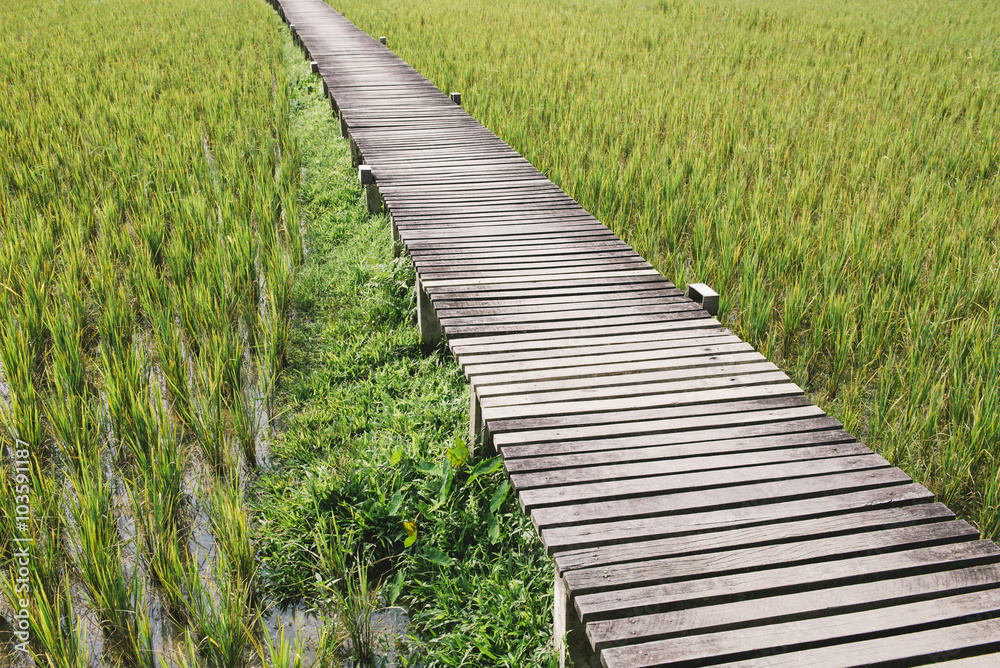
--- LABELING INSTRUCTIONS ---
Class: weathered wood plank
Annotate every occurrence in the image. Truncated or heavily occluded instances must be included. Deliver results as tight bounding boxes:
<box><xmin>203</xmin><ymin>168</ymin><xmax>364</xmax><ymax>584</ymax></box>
<box><xmin>558</xmin><ymin>503</ymin><xmax>955</xmax><ymax>574</ymax></box>
<box><xmin>519</xmin><ymin>452</ymin><xmax>887</xmax><ymax>511</ymax></box>
<box><xmin>481</xmin><ymin>363</ymin><xmax>784</xmax><ymax>406</ymax></box>
<box><xmin>712</xmin><ymin>616</ymin><xmax>1000</xmax><ymax>668</ymax></box>
<box><xmin>600</xmin><ymin>587</ymin><xmax>1000</xmax><ymax>667</ymax></box>
<box><xmin>509</xmin><ymin>440</ymin><xmax>869</xmax><ymax>490</ymax></box>
<box><xmin>482</xmin><ymin>375</ymin><xmax>796</xmax><ymax>420</ymax></box>
<box><xmin>575</xmin><ymin>540</ymin><xmax>1000</xmax><ymax>623</ymax></box>
<box><xmin>589</xmin><ymin>559</ymin><xmax>1000</xmax><ymax>650</ymax></box>
<box><xmin>491</xmin><ymin>398</ymin><xmax>820</xmax><ymax>445</ymax></box>
<box><xmin>501</xmin><ymin>416</ymin><xmax>846</xmax><ymax>463</ymax></box>
<box><xmin>538</xmin><ymin>483</ymin><xmax>933</xmax><ymax>552</ymax></box>
<box><xmin>565</xmin><ymin>520</ymin><xmax>978</xmax><ymax>595</ymax></box>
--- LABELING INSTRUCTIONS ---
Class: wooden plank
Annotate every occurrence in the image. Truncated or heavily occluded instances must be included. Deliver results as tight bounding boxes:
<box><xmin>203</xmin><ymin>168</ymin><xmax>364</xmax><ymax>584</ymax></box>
<box><xmin>445</xmin><ymin>311</ymin><xmax>710</xmax><ymax>337</ymax></box>
<box><xmin>574</xmin><ymin>540</ymin><xmax>1000</xmax><ymax>623</ymax></box>
<box><xmin>460</xmin><ymin>331</ymin><xmax>737</xmax><ymax>369</ymax></box>
<box><xmin>463</xmin><ymin>340</ymin><xmax>753</xmax><ymax>378</ymax></box>
<box><xmin>449</xmin><ymin>320</ymin><xmax>720</xmax><ymax>355</ymax></box>
<box><xmin>491</xmin><ymin>398</ymin><xmax>820</xmax><ymax>445</ymax></box>
<box><xmin>537</xmin><ymin>482</ymin><xmax>933</xmax><ymax>553</ymax></box>
<box><xmin>509</xmin><ymin>440</ymin><xmax>870</xmax><ymax>491</ymax></box>
<box><xmin>557</xmin><ymin>503</ymin><xmax>956</xmax><ymax>573</ymax></box>
<box><xmin>600</xmin><ymin>587</ymin><xmax>1000</xmax><ymax>667</ymax></box>
<box><xmin>481</xmin><ymin>375</ymin><xmax>797</xmax><ymax>419</ymax></box>
<box><xmin>589</xmin><ymin>560</ymin><xmax>1000</xmax><ymax>649</ymax></box>
<box><xmin>533</xmin><ymin>466</ymin><xmax>909</xmax><ymax>531</ymax></box>
<box><xmin>438</xmin><ymin>302</ymin><xmax>700</xmax><ymax>327</ymax></box>
<box><xmin>422</xmin><ymin>269</ymin><xmax>663</xmax><ymax>289</ymax></box>
<box><xmin>713</xmin><ymin>615</ymin><xmax>1000</xmax><ymax>668</ymax></box>
<box><xmin>565</xmin><ymin>520</ymin><xmax>978</xmax><ymax>595</ymax></box>
<box><xmin>480</xmin><ymin>363</ymin><xmax>784</xmax><ymax>405</ymax></box>
<box><xmin>519</xmin><ymin>453</ymin><xmax>889</xmax><ymax>511</ymax></box>
<box><xmin>437</xmin><ymin>292</ymin><xmax>687</xmax><ymax>315</ymax></box>
<box><xmin>501</xmin><ymin>415</ymin><xmax>855</xmax><ymax>462</ymax></box>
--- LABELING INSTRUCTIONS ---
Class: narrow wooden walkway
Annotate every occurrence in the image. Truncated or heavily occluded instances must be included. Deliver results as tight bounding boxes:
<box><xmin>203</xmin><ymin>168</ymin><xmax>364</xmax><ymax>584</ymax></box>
<box><xmin>270</xmin><ymin>1</ymin><xmax>1000</xmax><ymax>665</ymax></box>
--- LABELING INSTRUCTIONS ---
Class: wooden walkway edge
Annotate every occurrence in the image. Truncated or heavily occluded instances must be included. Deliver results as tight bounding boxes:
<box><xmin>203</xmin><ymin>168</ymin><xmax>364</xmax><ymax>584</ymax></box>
<box><xmin>269</xmin><ymin>1</ymin><xmax>1000</xmax><ymax>665</ymax></box>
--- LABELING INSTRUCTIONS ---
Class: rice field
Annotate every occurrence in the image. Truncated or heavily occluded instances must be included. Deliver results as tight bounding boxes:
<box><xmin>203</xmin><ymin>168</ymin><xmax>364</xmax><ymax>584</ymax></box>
<box><xmin>3</xmin><ymin>0</ymin><xmax>1000</xmax><ymax>662</ymax></box>
<box><xmin>0</xmin><ymin>0</ymin><xmax>305</xmax><ymax>663</ymax></box>
<box><xmin>332</xmin><ymin>0</ymin><xmax>1000</xmax><ymax>535</ymax></box>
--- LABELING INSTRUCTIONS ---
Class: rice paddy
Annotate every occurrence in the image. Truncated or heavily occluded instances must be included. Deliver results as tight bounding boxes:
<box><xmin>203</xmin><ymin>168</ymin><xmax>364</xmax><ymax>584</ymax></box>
<box><xmin>0</xmin><ymin>0</ymin><xmax>305</xmax><ymax>663</ymax></box>
<box><xmin>332</xmin><ymin>0</ymin><xmax>1000</xmax><ymax>535</ymax></box>
<box><xmin>4</xmin><ymin>0</ymin><xmax>999</xmax><ymax>664</ymax></box>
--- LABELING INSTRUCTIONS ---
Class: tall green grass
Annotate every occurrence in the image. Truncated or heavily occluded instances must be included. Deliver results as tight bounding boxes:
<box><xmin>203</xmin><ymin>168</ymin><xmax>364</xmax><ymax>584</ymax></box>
<box><xmin>332</xmin><ymin>0</ymin><xmax>1000</xmax><ymax>535</ymax></box>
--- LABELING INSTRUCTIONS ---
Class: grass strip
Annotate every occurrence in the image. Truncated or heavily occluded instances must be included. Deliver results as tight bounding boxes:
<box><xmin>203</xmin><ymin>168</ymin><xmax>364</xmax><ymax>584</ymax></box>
<box><xmin>249</xmin><ymin>39</ymin><xmax>557</xmax><ymax>667</ymax></box>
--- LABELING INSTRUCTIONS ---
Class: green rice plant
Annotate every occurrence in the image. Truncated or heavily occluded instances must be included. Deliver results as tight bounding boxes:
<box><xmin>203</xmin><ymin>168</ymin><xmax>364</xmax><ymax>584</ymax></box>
<box><xmin>1</xmin><ymin>571</ymin><xmax>91</xmax><ymax>668</ymax></box>
<box><xmin>230</xmin><ymin>381</ymin><xmax>262</xmax><ymax>471</ymax></box>
<box><xmin>256</xmin><ymin>295</ymin><xmax>290</xmax><ymax>408</ymax></box>
<box><xmin>186</xmin><ymin>560</ymin><xmax>258</xmax><ymax>668</ymax></box>
<box><xmin>99</xmin><ymin>344</ymin><xmax>156</xmax><ymax>470</ymax></box>
<box><xmin>65</xmin><ymin>452</ymin><xmax>142</xmax><ymax>663</ymax></box>
<box><xmin>146</xmin><ymin>302</ymin><xmax>194</xmax><ymax>428</ymax></box>
<box><xmin>191</xmin><ymin>350</ymin><xmax>236</xmax><ymax>481</ymax></box>
<box><xmin>127</xmin><ymin>390</ymin><xmax>188</xmax><ymax>617</ymax></box>
<box><xmin>313</xmin><ymin>515</ymin><xmax>383</xmax><ymax>666</ymax></box>
<box><xmin>257</xmin><ymin>623</ymin><xmax>306</xmax><ymax>668</ymax></box>
<box><xmin>207</xmin><ymin>479</ymin><xmax>257</xmax><ymax>593</ymax></box>
<box><xmin>0</xmin><ymin>296</ymin><xmax>44</xmax><ymax>455</ymax></box>
<box><xmin>90</xmin><ymin>250</ymin><xmax>135</xmax><ymax>363</ymax></box>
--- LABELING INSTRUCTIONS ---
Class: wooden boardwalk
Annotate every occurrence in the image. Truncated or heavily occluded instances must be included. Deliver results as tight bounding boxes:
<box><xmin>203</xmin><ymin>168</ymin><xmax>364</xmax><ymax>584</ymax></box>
<box><xmin>271</xmin><ymin>0</ymin><xmax>1000</xmax><ymax>665</ymax></box>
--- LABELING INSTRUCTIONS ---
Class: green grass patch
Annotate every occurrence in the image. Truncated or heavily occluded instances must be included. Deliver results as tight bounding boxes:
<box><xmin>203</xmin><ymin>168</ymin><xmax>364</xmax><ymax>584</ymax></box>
<box><xmin>249</xmin><ymin>43</ymin><xmax>557</xmax><ymax>667</ymax></box>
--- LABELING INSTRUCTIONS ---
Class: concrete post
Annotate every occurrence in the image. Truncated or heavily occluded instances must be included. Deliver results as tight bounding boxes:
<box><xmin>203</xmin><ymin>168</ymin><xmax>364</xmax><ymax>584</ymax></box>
<box><xmin>686</xmin><ymin>282</ymin><xmax>719</xmax><ymax>316</ymax></box>
<box><xmin>390</xmin><ymin>214</ymin><xmax>402</xmax><ymax>257</ymax></box>
<box><xmin>359</xmin><ymin>166</ymin><xmax>382</xmax><ymax>215</ymax></box>
<box><xmin>554</xmin><ymin>569</ymin><xmax>601</xmax><ymax>668</ymax></box>
<box><xmin>469</xmin><ymin>385</ymin><xmax>492</xmax><ymax>457</ymax></box>
<box><xmin>365</xmin><ymin>185</ymin><xmax>382</xmax><ymax>214</ymax></box>
<box><xmin>417</xmin><ymin>278</ymin><xmax>442</xmax><ymax>350</ymax></box>
<box><xmin>350</xmin><ymin>136</ymin><xmax>362</xmax><ymax>168</ymax></box>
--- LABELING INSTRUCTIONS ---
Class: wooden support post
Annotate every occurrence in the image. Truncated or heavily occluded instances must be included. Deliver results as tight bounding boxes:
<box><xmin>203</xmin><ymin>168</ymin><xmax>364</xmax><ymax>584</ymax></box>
<box><xmin>554</xmin><ymin>569</ymin><xmax>600</xmax><ymax>668</ymax></box>
<box><xmin>310</xmin><ymin>60</ymin><xmax>319</xmax><ymax>74</ymax></box>
<box><xmin>417</xmin><ymin>278</ymin><xmax>442</xmax><ymax>350</ymax></box>
<box><xmin>469</xmin><ymin>384</ymin><xmax>492</xmax><ymax>456</ymax></box>
<box><xmin>359</xmin><ymin>166</ymin><xmax>382</xmax><ymax>215</ymax></box>
<box><xmin>450</xmin><ymin>91</ymin><xmax>462</xmax><ymax>106</ymax></box>
<box><xmin>379</xmin><ymin>36</ymin><xmax>387</xmax><ymax>45</ymax></box>
<box><xmin>687</xmin><ymin>282</ymin><xmax>719</xmax><ymax>316</ymax></box>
